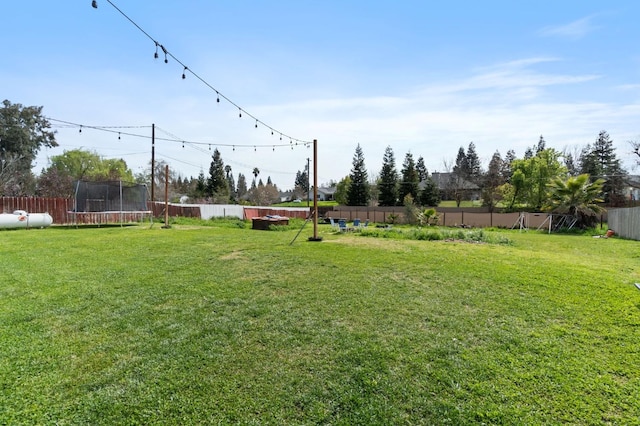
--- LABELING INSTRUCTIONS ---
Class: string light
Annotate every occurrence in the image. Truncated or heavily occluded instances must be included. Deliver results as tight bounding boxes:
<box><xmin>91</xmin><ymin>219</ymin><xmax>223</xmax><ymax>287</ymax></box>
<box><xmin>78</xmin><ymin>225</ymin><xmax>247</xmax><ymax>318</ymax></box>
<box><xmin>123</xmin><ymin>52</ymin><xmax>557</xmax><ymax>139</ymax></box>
<box><xmin>160</xmin><ymin>44</ymin><xmax>168</xmax><ymax>63</ymax></box>
<box><xmin>255</xmin><ymin>120</ymin><xmax>258</xmax><ymax>129</ymax></box>
<box><xmin>93</xmin><ymin>0</ymin><xmax>312</xmax><ymax>147</ymax></box>
<box><xmin>49</xmin><ymin>118</ymin><xmax>309</xmax><ymax>153</ymax></box>
<box><xmin>182</xmin><ymin>66</ymin><xmax>187</xmax><ymax>79</ymax></box>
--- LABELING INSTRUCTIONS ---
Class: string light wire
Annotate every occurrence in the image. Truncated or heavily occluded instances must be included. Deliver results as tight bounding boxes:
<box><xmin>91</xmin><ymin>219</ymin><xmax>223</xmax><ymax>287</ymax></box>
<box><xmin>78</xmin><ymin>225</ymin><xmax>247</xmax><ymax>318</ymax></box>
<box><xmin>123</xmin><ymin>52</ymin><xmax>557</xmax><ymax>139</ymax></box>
<box><xmin>47</xmin><ymin>118</ymin><xmax>302</xmax><ymax>176</ymax></box>
<box><xmin>96</xmin><ymin>0</ymin><xmax>312</xmax><ymax>147</ymax></box>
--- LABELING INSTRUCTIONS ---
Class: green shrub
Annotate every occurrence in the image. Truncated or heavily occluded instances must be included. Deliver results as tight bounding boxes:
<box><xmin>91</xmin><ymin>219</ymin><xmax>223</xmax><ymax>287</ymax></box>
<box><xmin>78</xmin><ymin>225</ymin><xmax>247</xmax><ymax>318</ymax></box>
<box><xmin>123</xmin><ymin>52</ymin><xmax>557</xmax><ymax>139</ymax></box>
<box><xmin>359</xmin><ymin>226</ymin><xmax>511</xmax><ymax>244</ymax></box>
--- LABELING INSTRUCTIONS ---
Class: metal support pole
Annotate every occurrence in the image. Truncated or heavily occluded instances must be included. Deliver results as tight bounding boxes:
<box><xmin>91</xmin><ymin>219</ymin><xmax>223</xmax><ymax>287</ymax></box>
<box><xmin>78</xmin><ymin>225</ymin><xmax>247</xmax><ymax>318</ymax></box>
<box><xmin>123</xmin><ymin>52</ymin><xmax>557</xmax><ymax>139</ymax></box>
<box><xmin>151</xmin><ymin>123</ymin><xmax>155</xmax><ymax>202</ymax></box>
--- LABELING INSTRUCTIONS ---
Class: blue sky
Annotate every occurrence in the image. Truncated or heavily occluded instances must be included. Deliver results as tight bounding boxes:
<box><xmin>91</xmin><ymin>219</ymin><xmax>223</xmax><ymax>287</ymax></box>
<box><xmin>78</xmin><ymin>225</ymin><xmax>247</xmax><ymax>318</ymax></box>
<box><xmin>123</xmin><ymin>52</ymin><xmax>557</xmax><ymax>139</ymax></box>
<box><xmin>4</xmin><ymin>1</ymin><xmax>640</xmax><ymax>189</ymax></box>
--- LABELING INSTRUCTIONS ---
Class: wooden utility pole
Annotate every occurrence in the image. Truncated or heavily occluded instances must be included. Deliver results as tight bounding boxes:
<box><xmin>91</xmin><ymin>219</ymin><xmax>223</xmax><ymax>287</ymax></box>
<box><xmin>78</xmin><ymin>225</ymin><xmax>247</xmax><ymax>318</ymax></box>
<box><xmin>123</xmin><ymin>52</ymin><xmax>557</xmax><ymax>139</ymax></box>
<box><xmin>311</xmin><ymin>139</ymin><xmax>321</xmax><ymax>241</ymax></box>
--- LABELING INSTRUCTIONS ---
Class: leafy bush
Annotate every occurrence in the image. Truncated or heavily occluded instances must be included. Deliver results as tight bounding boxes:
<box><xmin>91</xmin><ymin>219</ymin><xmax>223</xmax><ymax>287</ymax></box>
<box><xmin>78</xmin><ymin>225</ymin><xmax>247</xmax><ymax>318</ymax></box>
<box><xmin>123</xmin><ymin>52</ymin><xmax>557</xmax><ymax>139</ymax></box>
<box><xmin>386</xmin><ymin>213</ymin><xmax>399</xmax><ymax>224</ymax></box>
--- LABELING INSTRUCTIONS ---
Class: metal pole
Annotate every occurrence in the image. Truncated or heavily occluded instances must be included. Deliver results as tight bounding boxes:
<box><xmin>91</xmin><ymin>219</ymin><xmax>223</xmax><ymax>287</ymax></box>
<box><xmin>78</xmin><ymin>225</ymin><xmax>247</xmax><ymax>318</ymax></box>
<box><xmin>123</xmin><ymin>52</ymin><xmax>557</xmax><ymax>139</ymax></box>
<box><xmin>163</xmin><ymin>164</ymin><xmax>170</xmax><ymax>228</ymax></box>
<box><xmin>151</xmin><ymin>123</ymin><xmax>155</xmax><ymax>202</ymax></box>
<box><xmin>119</xmin><ymin>180</ymin><xmax>123</xmax><ymax>227</ymax></box>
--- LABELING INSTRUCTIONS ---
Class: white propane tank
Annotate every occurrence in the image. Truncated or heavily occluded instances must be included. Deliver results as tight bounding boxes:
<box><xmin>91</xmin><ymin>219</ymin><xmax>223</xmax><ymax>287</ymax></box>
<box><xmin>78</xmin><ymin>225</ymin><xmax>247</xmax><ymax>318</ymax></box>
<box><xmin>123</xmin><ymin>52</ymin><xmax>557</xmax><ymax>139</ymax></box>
<box><xmin>0</xmin><ymin>211</ymin><xmax>53</xmax><ymax>229</ymax></box>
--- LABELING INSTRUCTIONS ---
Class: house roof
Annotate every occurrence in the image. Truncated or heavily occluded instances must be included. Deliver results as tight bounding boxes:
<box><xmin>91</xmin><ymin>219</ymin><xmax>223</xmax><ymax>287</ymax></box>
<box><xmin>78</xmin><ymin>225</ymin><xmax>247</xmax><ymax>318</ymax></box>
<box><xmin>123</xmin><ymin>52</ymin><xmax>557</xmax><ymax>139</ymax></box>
<box><xmin>625</xmin><ymin>175</ymin><xmax>640</xmax><ymax>188</ymax></box>
<box><xmin>430</xmin><ymin>172</ymin><xmax>479</xmax><ymax>190</ymax></box>
<box><xmin>317</xmin><ymin>187</ymin><xmax>337</xmax><ymax>195</ymax></box>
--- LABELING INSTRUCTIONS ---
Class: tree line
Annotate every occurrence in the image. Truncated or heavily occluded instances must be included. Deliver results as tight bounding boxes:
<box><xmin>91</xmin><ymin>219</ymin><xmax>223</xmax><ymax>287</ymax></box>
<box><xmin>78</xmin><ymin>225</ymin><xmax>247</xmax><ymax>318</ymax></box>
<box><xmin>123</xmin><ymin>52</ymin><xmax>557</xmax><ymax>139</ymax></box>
<box><xmin>338</xmin><ymin>132</ymin><xmax>631</xmax><ymax>214</ymax></box>
<box><xmin>2</xmin><ymin>100</ymin><xmax>638</xmax><ymax>216</ymax></box>
<box><xmin>0</xmin><ymin>100</ymin><xmax>300</xmax><ymax>204</ymax></box>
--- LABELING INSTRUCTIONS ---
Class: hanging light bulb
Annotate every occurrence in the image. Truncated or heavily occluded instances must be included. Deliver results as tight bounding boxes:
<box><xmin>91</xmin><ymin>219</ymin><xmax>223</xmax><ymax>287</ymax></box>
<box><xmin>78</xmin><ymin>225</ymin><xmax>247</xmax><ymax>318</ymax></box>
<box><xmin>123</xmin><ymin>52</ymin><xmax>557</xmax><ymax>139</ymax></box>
<box><xmin>239</xmin><ymin>109</ymin><xmax>242</xmax><ymax>118</ymax></box>
<box><xmin>160</xmin><ymin>45</ymin><xmax>168</xmax><ymax>63</ymax></box>
<box><xmin>154</xmin><ymin>42</ymin><xmax>159</xmax><ymax>59</ymax></box>
<box><xmin>208</xmin><ymin>144</ymin><xmax>211</xmax><ymax>151</ymax></box>
<box><xmin>91</xmin><ymin>0</ymin><xmax>98</xmax><ymax>8</ymax></box>
<box><xmin>182</xmin><ymin>66</ymin><xmax>188</xmax><ymax>79</ymax></box>
<box><xmin>272</xmin><ymin>146</ymin><xmax>275</xmax><ymax>152</ymax></box>
<box><xmin>118</xmin><ymin>132</ymin><xmax>121</xmax><ymax>140</ymax></box>
<box><xmin>233</xmin><ymin>145</ymin><xmax>235</xmax><ymax>151</ymax></box>
<box><xmin>255</xmin><ymin>120</ymin><xmax>258</xmax><ymax>129</ymax></box>
<box><xmin>182</xmin><ymin>141</ymin><xmax>185</xmax><ymax>148</ymax></box>
<box><xmin>79</xmin><ymin>125</ymin><xmax>82</xmax><ymax>133</ymax></box>
<box><xmin>271</xmin><ymin>130</ymin><xmax>274</xmax><ymax>136</ymax></box>
<box><xmin>216</xmin><ymin>92</ymin><xmax>220</xmax><ymax>103</ymax></box>
<box><xmin>254</xmin><ymin>146</ymin><xmax>256</xmax><ymax>152</ymax></box>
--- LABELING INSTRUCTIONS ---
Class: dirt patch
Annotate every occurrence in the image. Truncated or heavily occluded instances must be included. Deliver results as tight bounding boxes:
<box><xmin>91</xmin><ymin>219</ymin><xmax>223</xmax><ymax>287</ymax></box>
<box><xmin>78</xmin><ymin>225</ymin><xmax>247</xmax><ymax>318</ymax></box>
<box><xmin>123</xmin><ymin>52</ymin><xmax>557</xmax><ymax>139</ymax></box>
<box><xmin>220</xmin><ymin>251</ymin><xmax>245</xmax><ymax>260</ymax></box>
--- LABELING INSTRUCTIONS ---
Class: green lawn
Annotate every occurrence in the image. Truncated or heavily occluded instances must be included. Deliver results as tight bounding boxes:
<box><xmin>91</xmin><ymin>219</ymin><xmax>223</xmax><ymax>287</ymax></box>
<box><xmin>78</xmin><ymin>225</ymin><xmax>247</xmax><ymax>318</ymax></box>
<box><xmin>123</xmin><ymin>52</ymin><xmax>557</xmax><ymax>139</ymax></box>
<box><xmin>1</xmin><ymin>222</ymin><xmax>639</xmax><ymax>424</ymax></box>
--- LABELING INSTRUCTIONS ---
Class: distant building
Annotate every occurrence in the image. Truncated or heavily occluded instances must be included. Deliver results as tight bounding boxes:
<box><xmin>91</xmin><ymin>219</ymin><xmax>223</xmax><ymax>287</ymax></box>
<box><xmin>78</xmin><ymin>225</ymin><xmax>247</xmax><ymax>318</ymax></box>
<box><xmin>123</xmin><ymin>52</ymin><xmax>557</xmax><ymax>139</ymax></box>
<box><xmin>279</xmin><ymin>190</ymin><xmax>294</xmax><ymax>202</ymax></box>
<box><xmin>316</xmin><ymin>187</ymin><xmax>336</xmax><ymax>201</ymax></box>
<box><xmin>430</xmin><ymin>172</ymin><xmax>480</xmax><ymax>201</ymax></box>
<box><xmin>624</xmin><ymin>175</ymin><xmax>640</xmax><ymax>201</ymax></box>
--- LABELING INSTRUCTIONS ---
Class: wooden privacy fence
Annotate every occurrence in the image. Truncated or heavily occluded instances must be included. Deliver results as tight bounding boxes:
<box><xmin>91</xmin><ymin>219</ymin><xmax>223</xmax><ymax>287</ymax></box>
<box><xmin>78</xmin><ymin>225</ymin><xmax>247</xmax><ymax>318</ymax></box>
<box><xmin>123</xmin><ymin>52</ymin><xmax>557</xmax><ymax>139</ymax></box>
<box><xmin>328</xmin><ymin>206</ymin><xmax>553</xmax><ymax>229</ymax></box>
<box><xmin>150</xmin><ymin>202</ymin><xmax>200</xmax><ymax>219</ymax></box>
<box><xmin>1</xmin><ymin>197</ymin><xmax>73</xmax><ymax>225</ymax></box>
<box><xmin>1</xmin><ymin>197</ymin><xmax>310</xmax><ymax>225</ymax></box>
<box><xmin>608</xmin><ymin>207</ymin><xmax>640</xmax><ymax>241</ymax></box>
<box><xmin>1</xmin><ymin>197</ymin><xmax>153</xmax><ymax>225</ymax></box>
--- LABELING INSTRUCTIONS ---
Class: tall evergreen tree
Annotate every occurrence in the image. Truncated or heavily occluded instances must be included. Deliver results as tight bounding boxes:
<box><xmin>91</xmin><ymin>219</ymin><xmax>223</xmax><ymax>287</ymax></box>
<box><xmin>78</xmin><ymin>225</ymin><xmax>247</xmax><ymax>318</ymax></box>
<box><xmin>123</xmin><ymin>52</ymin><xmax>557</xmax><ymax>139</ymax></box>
<box><xmin>535</xmin><ymin>135</ymin><xmax>546</xmax><ymax>154</ymax></box>
<box><xmin>465</xmin><ymin>142</ymin><xmax>482</xmax><ymax>182</ymax></box>
<box><xmin>399</xmin><ymin>152</ymin><xmax>420</xmax><ymax>204</ymax></box>
<box><xmin>378</xmin><ymin>146</ymin><xmax>399</xmax><ymax>207</ymax></box>
<box><xmin>502</xmin><ymin>149</ymin><xmax>516</xmax><ymax>181</ymax></box>
<box><xmin>236</xmin><ymin>173</ymin><xmax>248</xmax><ymax>200</ymax></box>
<box><xmin>453</xmin><ymin>147</ymin><xmax>469</xmax><ymax>179</ymax></box>
<box><xmin>207</xmin><ymin>149</ymin><xmax>229</xmax><ymax>202</ymax></box>
<box><xmin>416</xmin><ymin>156</ymin><xmax>428</xmax><ymax>182</ymax></box>
<box><xmin>523</xmin><ymin>147</ymin><xmax>534</xmax><ymax>160</ymax></box>
<box><xmin>418</xmin><ymin>176</ymin><xmax>440</xmax><ymax>207</ymax></box>
<box><xmin>563</xmin><ymin>151</ymin><xmax>579</xmax><ymax>176</ymax></box>
<box><xmin>482</xmin><ymin>151</ymin><xmax>505</xmax><ymax>211</ymax></box>
<box><xmin>451</xmin><ymin>146</ymin><xmax>469</xmax><ymax>206</ymax></box>
<box><xmin>225</xmin><ymin>165</ymin><xmax>236</xmax><ymax>202</ymax></box>
<box><xmin>194</xmin><ymin>170</ymin><xmax>207</xmax><ymax>198</ymax></box>
<box><xmin>294</xmin><ymin>166</ymin><xmax>309</xmax><ymax>199</ymax></box>
<box><xmin>579</xmin><ymin>130</ymin><xmax>626</xmax><ymax>205</ymax></box>
<box><xmin>346</xmin><ymin>144</ymin><xmax>370</xmax><ymax>206</ymax></box>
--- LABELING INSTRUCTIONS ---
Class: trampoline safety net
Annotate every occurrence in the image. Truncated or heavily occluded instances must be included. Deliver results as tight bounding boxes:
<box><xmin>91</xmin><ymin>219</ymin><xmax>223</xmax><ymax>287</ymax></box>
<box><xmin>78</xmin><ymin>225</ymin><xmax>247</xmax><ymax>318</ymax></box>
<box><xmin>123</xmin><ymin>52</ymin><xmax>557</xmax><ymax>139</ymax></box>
<box><xmin>74</xmin><ymin>181</ymin><xmax>149</xmax><ymax>212</ymax></box>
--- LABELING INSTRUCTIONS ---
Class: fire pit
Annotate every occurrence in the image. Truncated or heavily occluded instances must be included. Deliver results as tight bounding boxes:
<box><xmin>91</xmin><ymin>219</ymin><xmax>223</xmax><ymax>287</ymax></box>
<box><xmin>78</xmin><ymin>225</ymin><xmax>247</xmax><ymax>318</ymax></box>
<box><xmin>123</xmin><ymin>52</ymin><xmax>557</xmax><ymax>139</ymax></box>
<box><xmin>251</xmin><ymin>215</ymin><xmax>289</xmax><ymax>230</ymax></box>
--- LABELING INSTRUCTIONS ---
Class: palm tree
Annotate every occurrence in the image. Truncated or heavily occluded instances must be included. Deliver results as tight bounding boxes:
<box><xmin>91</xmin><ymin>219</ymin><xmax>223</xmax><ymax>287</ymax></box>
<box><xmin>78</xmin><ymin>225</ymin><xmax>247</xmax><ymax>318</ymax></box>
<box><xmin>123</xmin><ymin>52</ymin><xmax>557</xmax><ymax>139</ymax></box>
<box><xmin>545</xmin><ymin>173</ymin><xmax>605</xmax><ymax>228</ymax></box>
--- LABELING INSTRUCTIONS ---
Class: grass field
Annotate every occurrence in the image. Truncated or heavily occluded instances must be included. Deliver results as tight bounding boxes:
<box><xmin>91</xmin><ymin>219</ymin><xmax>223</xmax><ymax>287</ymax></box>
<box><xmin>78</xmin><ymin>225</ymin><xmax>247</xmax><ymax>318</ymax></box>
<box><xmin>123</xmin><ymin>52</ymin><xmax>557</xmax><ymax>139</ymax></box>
<box><xmin>1</xmin><ymin>221</ymin><xmax>639</xmax><ymax>424</ymax></box>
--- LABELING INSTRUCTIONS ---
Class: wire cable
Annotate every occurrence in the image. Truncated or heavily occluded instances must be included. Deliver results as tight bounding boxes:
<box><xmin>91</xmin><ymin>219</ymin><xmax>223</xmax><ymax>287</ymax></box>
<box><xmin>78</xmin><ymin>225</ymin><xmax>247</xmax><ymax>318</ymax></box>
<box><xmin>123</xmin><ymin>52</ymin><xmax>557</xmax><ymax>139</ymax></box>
<box><xmin>99</xmin><ymin>0</ymin><xmax>312</xmax><ymax>147</ymax></box>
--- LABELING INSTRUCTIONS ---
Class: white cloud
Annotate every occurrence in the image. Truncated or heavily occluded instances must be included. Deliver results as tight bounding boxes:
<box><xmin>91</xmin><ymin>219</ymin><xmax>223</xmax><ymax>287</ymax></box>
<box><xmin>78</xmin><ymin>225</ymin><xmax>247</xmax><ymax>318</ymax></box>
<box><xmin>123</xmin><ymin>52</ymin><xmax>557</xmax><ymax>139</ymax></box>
<box><xmin>538</xmin><ymin>16</ymin><xmax>598</xmax><ymax>40</ymax></box>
